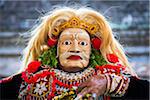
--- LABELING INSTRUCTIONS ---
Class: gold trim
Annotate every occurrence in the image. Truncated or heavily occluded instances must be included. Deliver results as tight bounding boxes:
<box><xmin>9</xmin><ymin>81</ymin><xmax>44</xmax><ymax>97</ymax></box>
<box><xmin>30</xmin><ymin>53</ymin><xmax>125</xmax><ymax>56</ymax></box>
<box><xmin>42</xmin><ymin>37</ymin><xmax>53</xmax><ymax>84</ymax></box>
<box><xmin>51</xmin><ymin>17</ymin><xmax>99</xmax><ymax>36</ymax></box>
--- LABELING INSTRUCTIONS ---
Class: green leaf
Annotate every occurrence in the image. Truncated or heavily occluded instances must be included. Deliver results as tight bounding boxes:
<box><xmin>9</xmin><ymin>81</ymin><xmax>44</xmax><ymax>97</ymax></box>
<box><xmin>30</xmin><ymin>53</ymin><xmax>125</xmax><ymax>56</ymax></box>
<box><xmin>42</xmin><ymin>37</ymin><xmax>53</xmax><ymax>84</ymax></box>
<box><xmin>89</xmin><ymin>48</ymin><xmax>107</xmax><ymax>67</ymax></box>
<box><xmin>38</xmin><ymin>46</ymin><xmax>58</xmax><ymax>68</ymax></box>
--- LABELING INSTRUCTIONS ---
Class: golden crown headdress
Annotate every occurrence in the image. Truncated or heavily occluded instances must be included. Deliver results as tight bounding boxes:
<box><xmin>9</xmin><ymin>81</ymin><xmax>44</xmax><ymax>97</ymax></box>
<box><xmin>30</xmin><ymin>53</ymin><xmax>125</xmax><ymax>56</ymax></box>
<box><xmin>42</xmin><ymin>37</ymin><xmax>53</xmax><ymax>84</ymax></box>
<box><xmin>51</xmin><ymin>17</ymin><xmax>99</xmax><ymax>36</ymax></box>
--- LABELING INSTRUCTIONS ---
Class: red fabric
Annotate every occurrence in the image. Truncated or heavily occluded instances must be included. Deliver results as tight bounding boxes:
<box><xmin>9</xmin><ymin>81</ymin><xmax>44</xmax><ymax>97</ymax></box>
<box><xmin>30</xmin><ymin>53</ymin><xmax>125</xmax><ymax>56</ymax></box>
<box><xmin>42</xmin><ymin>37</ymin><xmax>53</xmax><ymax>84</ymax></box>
<box><xmin>96</xmin><ymin>64</ymin><xmax>124</xmax><ymax>74</ymax></box>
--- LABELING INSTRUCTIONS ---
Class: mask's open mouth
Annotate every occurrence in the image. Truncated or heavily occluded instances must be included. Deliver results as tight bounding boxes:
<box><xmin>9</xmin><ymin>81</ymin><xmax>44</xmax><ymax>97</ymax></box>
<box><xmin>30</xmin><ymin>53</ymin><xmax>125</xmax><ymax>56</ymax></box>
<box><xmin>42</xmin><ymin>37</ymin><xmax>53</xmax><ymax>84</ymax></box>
<box><xmin>67</xmin><ymin>55</ymin><xmax>82</xmax><ymax>60</ymax></box>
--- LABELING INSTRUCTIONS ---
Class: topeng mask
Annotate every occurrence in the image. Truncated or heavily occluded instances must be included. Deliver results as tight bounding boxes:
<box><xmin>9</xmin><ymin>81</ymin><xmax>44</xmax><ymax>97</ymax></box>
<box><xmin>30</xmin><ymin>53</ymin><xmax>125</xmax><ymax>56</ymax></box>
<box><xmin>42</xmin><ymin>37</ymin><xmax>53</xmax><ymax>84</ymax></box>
<box><xmin>58</xmin><ymin>28</ymin><xmax>91</xmax><ymax>72</ymax></box>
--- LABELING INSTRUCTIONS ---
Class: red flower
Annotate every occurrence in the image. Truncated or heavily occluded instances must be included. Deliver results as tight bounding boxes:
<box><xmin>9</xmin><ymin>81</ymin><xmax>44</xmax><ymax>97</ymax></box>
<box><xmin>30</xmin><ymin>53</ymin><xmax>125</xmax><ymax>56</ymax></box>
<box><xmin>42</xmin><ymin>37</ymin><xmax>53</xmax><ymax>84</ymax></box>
<box><xmin>91</xmin><ymin>37</ymin><xmax>102</xmax><ymax>50</ymax></box>
<box><xmin>107</xmin><ymin>54</ymin><xmax>119</xmax><ymax>63</ymax></box>
<box><xmin>47</xmin><ymin>37</ymin><xmax>57</xmax><ymax>47</ymax></box>
<box><xmin>27</xmin><ymin>61</ymin><xmax>41</xmax><ymax>73</ymax></box>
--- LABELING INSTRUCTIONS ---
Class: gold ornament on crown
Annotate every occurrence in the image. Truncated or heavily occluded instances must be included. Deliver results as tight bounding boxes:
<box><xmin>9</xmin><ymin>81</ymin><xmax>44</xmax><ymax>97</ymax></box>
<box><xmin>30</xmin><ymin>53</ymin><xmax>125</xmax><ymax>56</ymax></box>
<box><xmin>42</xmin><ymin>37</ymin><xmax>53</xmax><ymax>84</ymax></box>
<box><xmin>51</xmin><ymin>17</ymin><xmax>99</xmax><ymax>36</ymax></box>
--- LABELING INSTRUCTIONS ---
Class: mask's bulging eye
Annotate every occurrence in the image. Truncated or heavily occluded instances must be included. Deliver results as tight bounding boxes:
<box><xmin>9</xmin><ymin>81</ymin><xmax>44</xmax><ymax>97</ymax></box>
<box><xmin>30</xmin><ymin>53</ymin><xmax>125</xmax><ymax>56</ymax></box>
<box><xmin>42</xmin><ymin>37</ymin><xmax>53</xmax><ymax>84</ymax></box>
<box><xmin>63</xmin><ymin>40</ymin><xmax>72</xmax><ymax>45</ymax></box>
<box><xmin>79</xmin><ymin>41</ymin><xmax>88</xmax><ymax>46</ymax></box>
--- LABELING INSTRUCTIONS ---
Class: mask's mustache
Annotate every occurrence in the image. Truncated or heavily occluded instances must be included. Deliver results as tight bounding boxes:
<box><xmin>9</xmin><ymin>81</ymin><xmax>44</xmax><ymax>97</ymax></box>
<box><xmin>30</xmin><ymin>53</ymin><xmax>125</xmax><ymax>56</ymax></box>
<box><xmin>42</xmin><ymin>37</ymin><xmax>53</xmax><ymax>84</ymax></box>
<box><xmin>59</xmin><ymin>52</ymin><xmax>89</xmax><ymax>61</ymax></box>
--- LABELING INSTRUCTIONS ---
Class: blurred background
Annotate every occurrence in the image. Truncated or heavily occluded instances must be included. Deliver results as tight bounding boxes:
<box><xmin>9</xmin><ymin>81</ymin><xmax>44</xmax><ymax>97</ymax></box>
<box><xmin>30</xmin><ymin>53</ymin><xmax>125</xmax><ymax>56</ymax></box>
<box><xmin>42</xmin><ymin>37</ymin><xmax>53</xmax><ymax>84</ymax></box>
<box><xmin>0</xmin><ymin>0</ymin><xmax>149</xmax><ymax>80</ymax></box>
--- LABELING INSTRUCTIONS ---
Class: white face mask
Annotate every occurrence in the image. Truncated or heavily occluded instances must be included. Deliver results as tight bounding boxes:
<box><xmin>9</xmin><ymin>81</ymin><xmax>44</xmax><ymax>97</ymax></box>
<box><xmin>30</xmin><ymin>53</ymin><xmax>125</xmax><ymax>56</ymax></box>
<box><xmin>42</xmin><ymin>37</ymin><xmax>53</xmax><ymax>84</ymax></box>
<box><xmin>58</xmin><ymin>28</ymin><xmax>91</xmax><ymax>72</ymax></box>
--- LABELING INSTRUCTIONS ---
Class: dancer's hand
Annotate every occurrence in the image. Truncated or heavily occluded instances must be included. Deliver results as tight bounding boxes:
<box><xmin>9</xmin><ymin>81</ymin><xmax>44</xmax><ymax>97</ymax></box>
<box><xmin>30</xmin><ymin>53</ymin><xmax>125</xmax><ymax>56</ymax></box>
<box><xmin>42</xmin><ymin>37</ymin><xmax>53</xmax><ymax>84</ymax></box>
<box><xmin>76</xmin><ymin>74</ymin><xmax>107</xmax><ymax>100</ymax></box>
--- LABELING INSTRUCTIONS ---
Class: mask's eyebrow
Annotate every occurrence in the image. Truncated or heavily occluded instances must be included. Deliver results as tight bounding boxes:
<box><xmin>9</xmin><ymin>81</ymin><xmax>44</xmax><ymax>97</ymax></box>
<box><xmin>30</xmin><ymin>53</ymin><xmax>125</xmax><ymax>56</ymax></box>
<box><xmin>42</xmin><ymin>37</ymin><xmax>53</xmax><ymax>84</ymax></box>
<box><xmin>59</xmin><ymin>34</ymin><xmax>74</xmax><ymax>41</ymax></box>
<box><xmin>76</xmin><ymin>32</ymin><xmax>90</xmax><ymax>41</ymax></box>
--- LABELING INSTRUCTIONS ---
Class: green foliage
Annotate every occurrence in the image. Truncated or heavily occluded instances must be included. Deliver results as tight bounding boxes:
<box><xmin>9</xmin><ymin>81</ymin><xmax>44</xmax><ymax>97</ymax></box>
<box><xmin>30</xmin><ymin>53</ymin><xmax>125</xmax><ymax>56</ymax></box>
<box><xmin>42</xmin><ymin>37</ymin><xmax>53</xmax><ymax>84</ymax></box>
<box><xmin>89</xmin><ymin>48</ymin><xmax>107</xmax><ymax>68</ymax></box>
<box><xmin>38</xmin><ymin>46</ymin><xmax>58</xmax><ymax>68</ymax></box>
<box><xmin>38</xmin><ymin>46</ymin><xmax>107</xmax><ymax>68</ymax></box>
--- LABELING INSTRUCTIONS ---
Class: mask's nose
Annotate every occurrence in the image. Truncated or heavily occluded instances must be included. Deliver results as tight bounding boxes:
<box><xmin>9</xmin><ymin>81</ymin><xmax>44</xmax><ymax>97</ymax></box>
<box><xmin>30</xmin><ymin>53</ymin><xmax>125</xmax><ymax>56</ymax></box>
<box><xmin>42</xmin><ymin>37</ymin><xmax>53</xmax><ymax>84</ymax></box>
<box><xmin>69</xmin><ymin>40</ymin><xmax>81</xmax><ymax>53</ymax></box>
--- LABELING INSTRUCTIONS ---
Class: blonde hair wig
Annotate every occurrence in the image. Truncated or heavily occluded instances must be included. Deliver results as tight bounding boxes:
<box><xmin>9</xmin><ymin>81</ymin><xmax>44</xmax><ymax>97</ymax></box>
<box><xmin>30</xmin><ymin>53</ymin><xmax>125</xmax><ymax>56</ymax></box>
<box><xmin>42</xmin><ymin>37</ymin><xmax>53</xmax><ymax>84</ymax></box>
<box><xmin>20</xmin><ymin>7</ymin><xmax>136</xmax><ymax>76</ymax></box>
